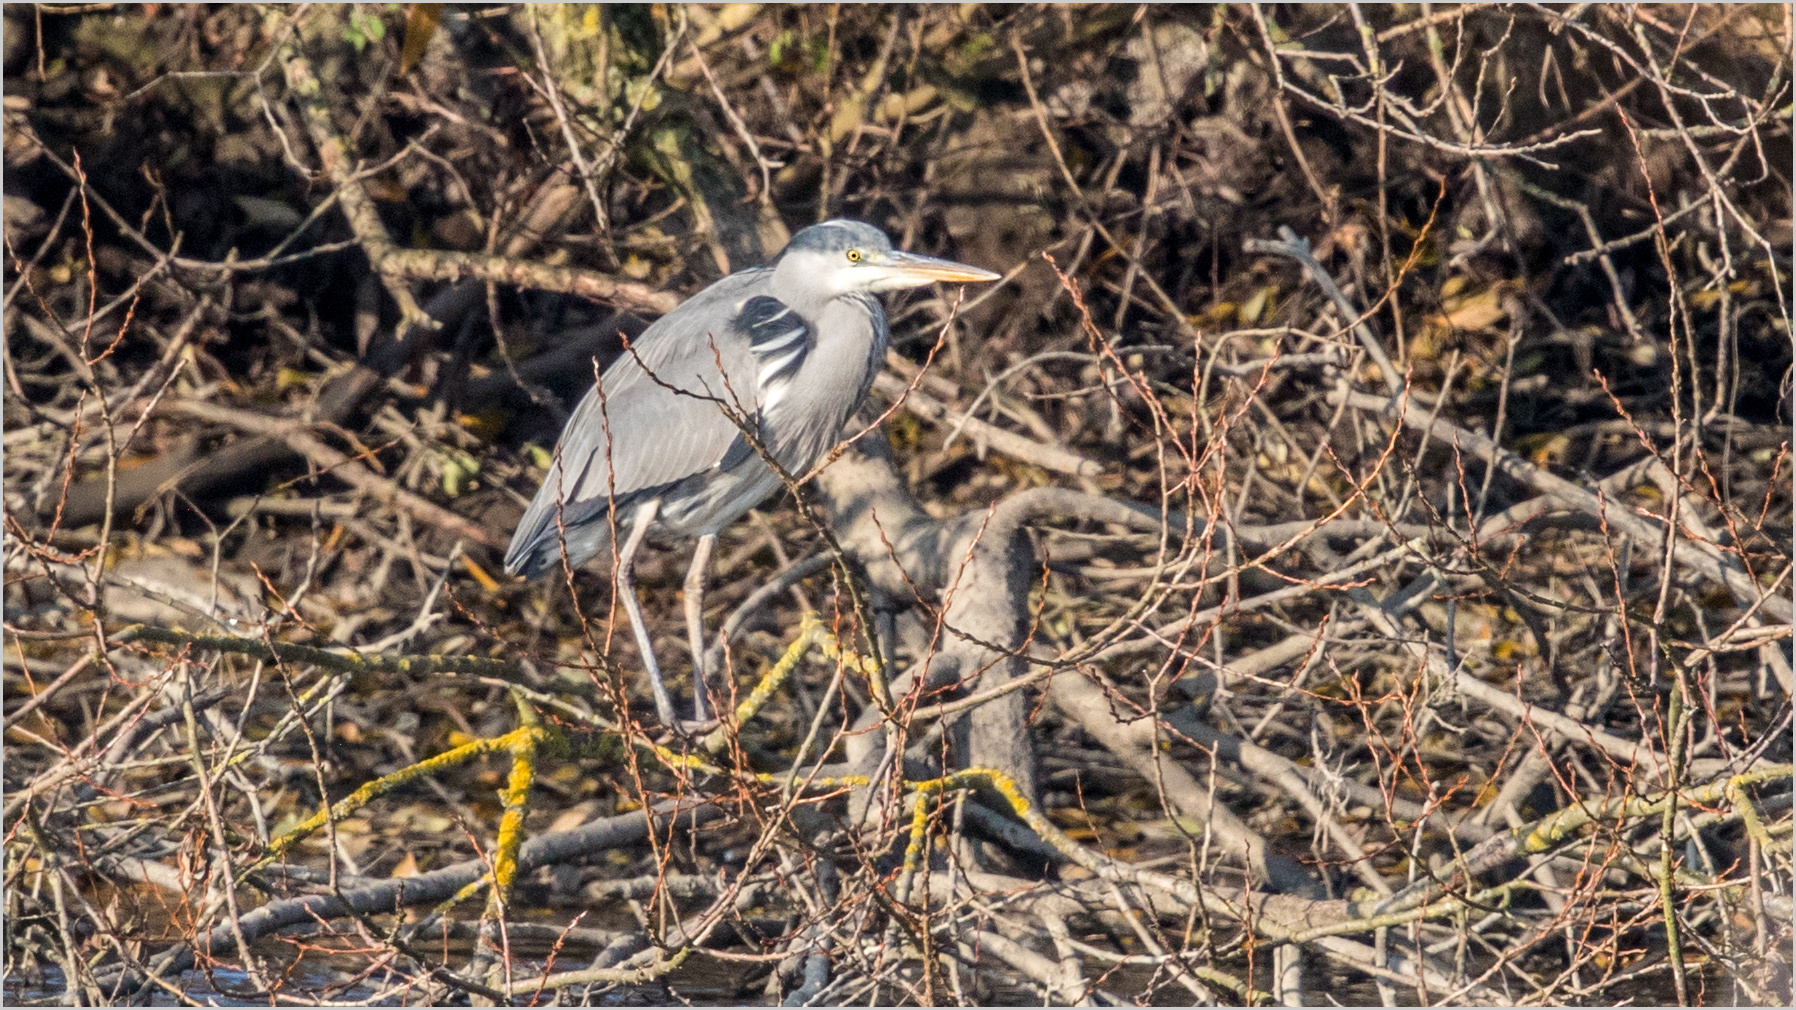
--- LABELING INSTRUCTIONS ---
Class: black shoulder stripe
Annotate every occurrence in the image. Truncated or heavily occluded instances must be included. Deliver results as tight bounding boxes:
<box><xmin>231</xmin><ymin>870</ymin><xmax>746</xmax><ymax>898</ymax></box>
<box><xmin>740</xmin><ymin>296</ymin><xmax>812</xmax><ymax>353</ymax></box>
<box><xmin>739</xmin><ymin>295</ymin><xmax>813</xmax><ymax>389</ymax></box>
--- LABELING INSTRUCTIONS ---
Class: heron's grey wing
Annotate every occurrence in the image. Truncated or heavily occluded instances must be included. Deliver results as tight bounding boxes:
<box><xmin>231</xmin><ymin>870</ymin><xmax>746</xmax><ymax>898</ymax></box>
<box><xmin>559</xmin><ymin>346</ymin><xmax>759</xmax><ymax>500</ymax></box>
<box><xmin>504</xmin><ymin>273</ymin><xmax>773</xmax><ymax>575</ymax></box>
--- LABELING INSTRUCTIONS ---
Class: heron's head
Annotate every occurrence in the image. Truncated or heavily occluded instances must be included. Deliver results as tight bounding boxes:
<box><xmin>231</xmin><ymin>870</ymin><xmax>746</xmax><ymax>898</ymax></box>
<box><xmin>774</xmin><ymin>219</ymin><xmax>999</xmax><ymax>298</ymax></box>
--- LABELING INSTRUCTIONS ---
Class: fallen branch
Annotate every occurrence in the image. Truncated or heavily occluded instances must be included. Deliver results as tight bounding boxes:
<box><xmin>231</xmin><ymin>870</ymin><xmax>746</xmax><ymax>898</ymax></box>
<box><xmin>870</xmin><ymin>371</ymin><xmax>1101</xmax><ymax>478</ymax></box>
<box><xmin>161</xmin><ymin>398</ymin><xmax>507</xmax><ymax>551</ymax></box>
<box><xmin>1335</xmin><ymin>386</ymin><xmax>1790</xmax><ymax>622</ymax></box>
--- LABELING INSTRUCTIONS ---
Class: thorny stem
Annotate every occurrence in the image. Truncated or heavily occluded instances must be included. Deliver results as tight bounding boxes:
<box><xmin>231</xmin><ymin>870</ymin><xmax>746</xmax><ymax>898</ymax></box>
<box><xmin>1659</xmin><ymin>670</ymin><xmax>1691</xmax><ymax>1005</ymax></box>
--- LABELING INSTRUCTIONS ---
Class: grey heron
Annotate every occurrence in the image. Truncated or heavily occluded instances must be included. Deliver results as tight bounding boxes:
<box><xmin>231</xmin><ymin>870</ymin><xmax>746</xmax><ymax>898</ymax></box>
<box><xmin>503</xmin><ymin>219</ymin><xmax>998</xmax><ymax>729</ymax></box>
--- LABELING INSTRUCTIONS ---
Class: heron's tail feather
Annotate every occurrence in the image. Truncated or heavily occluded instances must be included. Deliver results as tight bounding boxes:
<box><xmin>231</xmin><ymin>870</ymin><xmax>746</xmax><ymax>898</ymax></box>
<box><xmin>503</xmin><ymin>498</ymin><xmax>615</xmax><ymax>580</ymax></box>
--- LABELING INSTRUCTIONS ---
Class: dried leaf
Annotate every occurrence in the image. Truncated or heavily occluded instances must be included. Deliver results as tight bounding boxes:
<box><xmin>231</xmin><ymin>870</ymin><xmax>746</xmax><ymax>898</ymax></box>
<box><xmin>399</xmin><ymin>3</ymin><xmax>443</xmax><ymax>76</ymax></box>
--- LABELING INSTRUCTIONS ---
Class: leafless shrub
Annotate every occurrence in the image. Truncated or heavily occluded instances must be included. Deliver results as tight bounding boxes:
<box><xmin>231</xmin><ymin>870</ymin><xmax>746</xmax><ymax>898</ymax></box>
<box><xmin>4</xmin><ymin>5</ymin><xmax>1790</xmax><ymax>1006</ymax></box>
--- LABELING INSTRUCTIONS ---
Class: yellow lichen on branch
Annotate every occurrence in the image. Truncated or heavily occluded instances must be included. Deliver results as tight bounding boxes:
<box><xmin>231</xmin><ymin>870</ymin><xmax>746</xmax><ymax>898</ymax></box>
<box><xmin>1518</xmin><ymin>763</ymin><xmax>1792</xmax><ymax>856</ymax></box>
<box><xmin>701</xmin><ymin>613</ymin><xmax>822</xmax><ymax>754</ymax></box>
<box><xmin>811</xmin><ymin>612</ymin><xmax>890</xmax><ymax>711</ymax></box>
<box><xmin>491</xmin><ymin>702</ymin><xmax>545</xmax><ymax>896</ymax></box>
<box><xmin>699</xmin><ymin>611</ymin><xmax>884</xmax><ymax>754</ymax></box>
<box><xmin>266</xmin><ymin>718</ymin><xmax>551</xmax><ymax>864</ymax></box>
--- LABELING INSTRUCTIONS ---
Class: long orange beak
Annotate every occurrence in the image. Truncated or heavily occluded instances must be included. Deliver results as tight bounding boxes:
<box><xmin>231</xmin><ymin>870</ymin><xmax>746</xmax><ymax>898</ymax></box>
<box><xmin>867</xmin><ymin>250</ymin><xmax>1002</xmax><ymax>288</ymax></box>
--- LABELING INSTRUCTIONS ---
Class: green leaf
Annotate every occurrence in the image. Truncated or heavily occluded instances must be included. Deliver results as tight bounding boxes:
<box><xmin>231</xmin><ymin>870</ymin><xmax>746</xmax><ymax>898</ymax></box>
<box><xmin>343</xmin><ymin>9</ymin><xmax>387</xmax><ymax>52</ymax></box>
<box><xmin>440</xmin><ymin>449</ymin><xmax>479</xmax><ymax>498</ymax></box>
<box><xmin>769</xmin><ymin>29</ymin><xmax>793</xmax><ymax>66</ymax></box>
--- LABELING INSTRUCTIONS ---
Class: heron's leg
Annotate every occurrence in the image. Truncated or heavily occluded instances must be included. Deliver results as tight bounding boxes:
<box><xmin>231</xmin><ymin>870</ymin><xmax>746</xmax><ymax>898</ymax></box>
<box><xmin>683</xmin><ymin>532</ymin><xmax>717</xmax><ymax>722</ymax></box>
<box><xmin>614</xmin><ymin>500</ymin><xmax>677</xmax><ymax>727</ymax></box>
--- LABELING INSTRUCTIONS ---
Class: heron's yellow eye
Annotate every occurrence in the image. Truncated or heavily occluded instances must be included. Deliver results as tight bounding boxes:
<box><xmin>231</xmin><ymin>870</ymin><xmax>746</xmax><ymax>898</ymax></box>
<box><xmin>846</xmin><ymin>249</ymin><xmax>862</xmax><ymax>263</ymax></box>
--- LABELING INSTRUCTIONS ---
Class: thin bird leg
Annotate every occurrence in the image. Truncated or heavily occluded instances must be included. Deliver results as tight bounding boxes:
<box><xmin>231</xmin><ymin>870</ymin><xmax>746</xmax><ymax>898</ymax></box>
<box><xmin>683</xmin><ymin>532</ymin><xmax>717</xmax><ymax>722</ymax></box>
<box><xmin>614</xmin><ymin>499</ymin><xmax>677</xmax><ymax>727</ymax></box>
